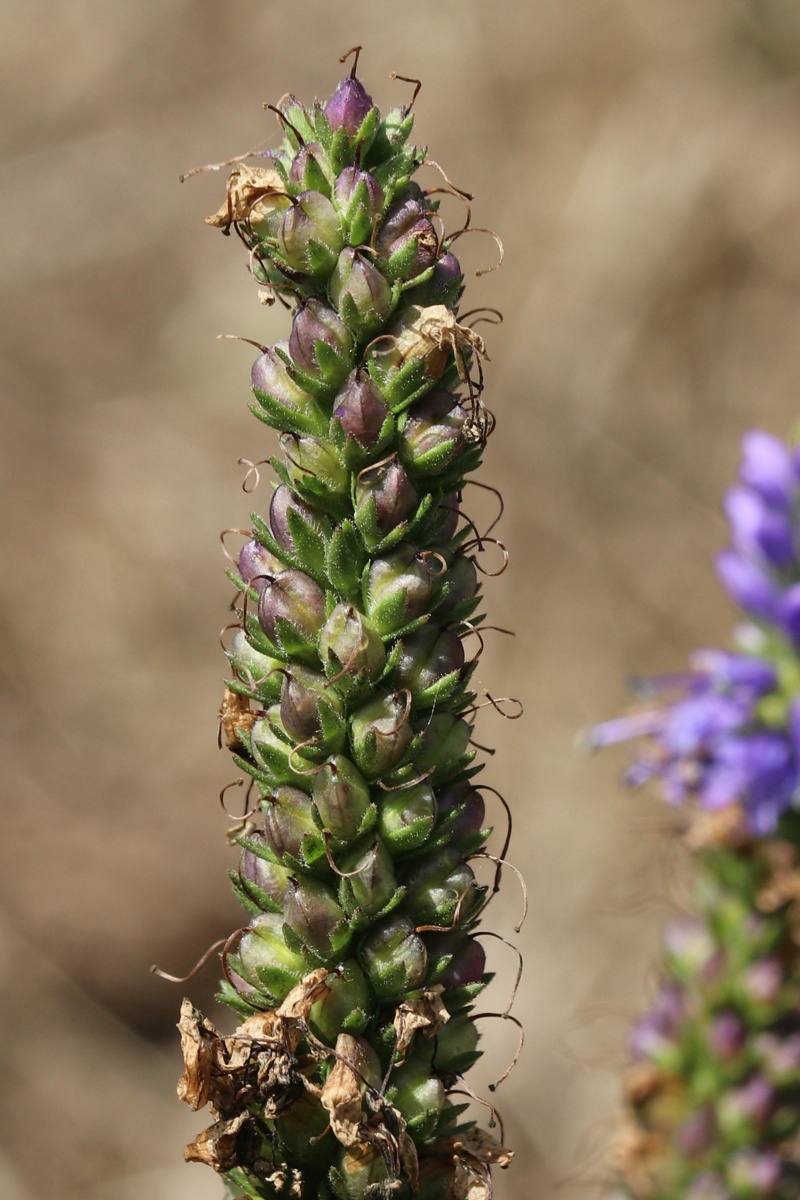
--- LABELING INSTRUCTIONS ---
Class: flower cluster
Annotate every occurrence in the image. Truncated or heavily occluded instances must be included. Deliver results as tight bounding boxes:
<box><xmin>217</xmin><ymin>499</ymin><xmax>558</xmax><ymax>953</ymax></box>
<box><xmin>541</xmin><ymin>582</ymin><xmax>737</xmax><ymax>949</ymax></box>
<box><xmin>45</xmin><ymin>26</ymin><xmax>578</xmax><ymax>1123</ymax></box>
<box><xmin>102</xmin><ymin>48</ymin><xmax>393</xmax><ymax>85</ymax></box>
<box><xmin>591</xmin><ymin>431</ymin><xmax>800</xmax><ymax>837</ymax></box>
<box><xmin>596</xmin><ymin>427</ymin><xmax>800</xmax><ymax>1198</ymax></box>
<box><xmin>176</xmin><ymin>65</ymin><xmax>514</xmax><ymax>1200</ymax></box>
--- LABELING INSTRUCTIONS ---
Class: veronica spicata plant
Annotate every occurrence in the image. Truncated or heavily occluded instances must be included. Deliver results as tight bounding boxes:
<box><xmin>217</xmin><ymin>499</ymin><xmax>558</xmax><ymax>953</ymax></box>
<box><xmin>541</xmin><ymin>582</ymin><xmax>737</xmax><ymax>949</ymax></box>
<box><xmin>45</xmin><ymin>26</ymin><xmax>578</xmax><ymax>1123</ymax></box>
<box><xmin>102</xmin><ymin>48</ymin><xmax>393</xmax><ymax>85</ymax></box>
<box><xmin>172</xmin><ymin>55</ymin><xmax>517</xmax><ymax>1200</ymax></box>
<box><xmin>592</xmin><ymin>430</ymin><xmax>800</xmax><ymax>1198</ymax></box>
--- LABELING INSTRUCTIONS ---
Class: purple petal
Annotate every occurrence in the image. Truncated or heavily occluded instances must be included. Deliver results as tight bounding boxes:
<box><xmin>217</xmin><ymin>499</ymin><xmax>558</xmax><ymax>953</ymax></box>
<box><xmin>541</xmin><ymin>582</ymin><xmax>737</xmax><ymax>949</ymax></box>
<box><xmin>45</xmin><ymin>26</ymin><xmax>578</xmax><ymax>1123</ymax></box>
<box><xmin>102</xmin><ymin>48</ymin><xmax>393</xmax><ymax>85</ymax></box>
<box><xmin>724</xmin><ymin>486</ymin><xmax>795</xmax><ymax>568</ymax></box>
<box><xmin>739</xmin><ymin>429</ymin><xmax>797</xmax><ymax>507</ymax></box>
<box><xmin>715</xmin><ymin>550</ymin><xmax>779</xmax><ymax>620</ymax></box>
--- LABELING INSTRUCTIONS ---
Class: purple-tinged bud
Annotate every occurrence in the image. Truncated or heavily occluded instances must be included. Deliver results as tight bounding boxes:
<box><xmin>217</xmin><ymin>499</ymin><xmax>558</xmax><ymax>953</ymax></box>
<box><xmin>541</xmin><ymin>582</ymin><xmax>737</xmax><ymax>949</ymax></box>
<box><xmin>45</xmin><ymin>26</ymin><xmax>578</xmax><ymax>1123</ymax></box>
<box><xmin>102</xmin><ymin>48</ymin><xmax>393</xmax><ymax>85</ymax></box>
<box><xmin>428</xmin><ymin>932</ymin><xmax>486</xmax><ymax>991</ymax></box>
<box><xmin>329</xmin><ymin>248</ymin><xmax>393</xmax><ymax>337</ymax></box>
<box><xmin>237</xmin><ymin>538</ymin><xmax>283</xmax><ymax>591</ymax></box>
<box><xmin>402</xmin><ymin>848</ymin><xmax>476</xmax><ymax>927</ymax></box>
<box><xmin>318</xmin><ymin>603</ymin><xmax>386</xmax><ymax>698</ymax></box>
<box><xmin>628</xmin><ymin>983</ymin><xmax>685</xmax><ymax>1065</ymax></box>
<box><xmin>307</xmin><ymin>959</ymin><xmax>373</xmax><ymax>1044</ymax></box>
<box><xmin>386</xmin><ymin>1058</ymin><xmax>445</xmax><ymax>1141</ymax></box>
<box><xmin>278</xmin><ymin>191</ymin><xmax>344</xmax><ymax>277</ymax></box>
<box><xmin>376</xmin><ymin>199</ymin><xmax>438</xmax><ymax>282</ymax></box>
<box><xmin>227</xmin><ymin>629</ymin><xmax>283</xmax><ymax>700</ymax></box>
<box><xmin>412</xmin><ymin>713</ymin><xmax>473</xmax><ymax>784</ymax></box>
<box><xmin>727</xmin><ymin>1149</ymin><xmax>783</xmax><ymax>1195</ymax></box>
<box><xmin>349</xmin><ymin>690</ymin><xmax>414</xmax><ymax>779</ymax></box>
<box><xmin>339</xmin><ymin>838</ymin><xmax>397</xmax><ymax>917</ymax></box>
<box><xmin>237</xmin><ymin>913</ymin><xmax>306</xmax><ymax>1001</ymax></box>
<box><xmin>312</xmin><ymin>756</ymin><xmax>373</xmax><ymax>843</ymax></box>
<box><xmin>743</xmin><ymin>956</ymin><xmax>784</xmax><ymax>1006</ymax></box>
<box><xmin>664</xmin><ymin>917</ymin><xmax>721</xmax><ymax>984</ymax></box>
<box><xmin>323</xmin><ymin>76</ymin><xmax>375</xmax><ymax>137</ymax></box>
<box><xmin>675</xmin><ymin>1106</ymin><xmax>717</xmax><ymax>1155</ymax></box>
<box><xmin>279</xmin><ymin>665</ymin><xmax>343</xmax><ymax>746</ymax></box>
<box><xmin>408</xmin><ymin>250</ymin><xmax>464</xmax><ymax>307</ymax></box>
<box><xmin>240</xmin><ymin>836</ymin><xmax>293</xmax><ymax>909</ymax></box>
<box><xmin>257</xmin><ymin>568</ymin><xmax>326</xmax><ymax>655</ymax></box>
<box><xmin>717</xmin><ymin>1074</ymin><xmax>774</xmax><ymax>1138</ymax></box>
<box><xmin>262</xmin><ymin>786</ymin><xmax>319</xmax><ymax>861</ymax></box>
<box><xmin>354</xmin><ymin>456</ymin><xmax>418</xmax><ymax>545</ymax></box>
<box><xmin>330</xmin><ymin>370</ymin><xmax>392</xmax><ymax>467</ymax></box>
<box><xmin>269</xmin><ymin>484</ymin><xmax>329</xmax><ymax>557</ymax></box>
<box><xmin>334</xmin><ymin>166</ymin><xmax>385</xmax><ymax>238</ymax></box>
<box><xmin>378</xmin><ymin>781</ymin><xmax>436</xmax><ymax>853</ymax></box>
<box><xmin>708</xmin><ymin>1011</ymin><xmax>746</xmax><ymax>1062</ymax></box>
<box><xmin>432</xmin><ymin>494</ymin><xmax>461</xmax><ymax>543</ymax></box>
<box><xmin>436</xmin><ymin>554</ymin><xmax>479</xmax><ymax>619</ymax></box>
<box><xmin>251</xmin><ymin>708</ymin><xmax>320</xmax><ymax>787</ymax></box>
<box><xmin>366</xmin><ymin>544</ymin><xmax>435</xmax><ymax>636</ymax></box>
<box><xmin>394</xmin><ymin>625</ymin><xmax>464</xmax><ymax>697</ymax></box>
<box><xmin>399</xmin><ymin>390</ymin><xmax>468</xmax><ymax>477</ymax></box>
<box><xmin>288</xmin><ymin>142</ymin><xmax>330</xmax><ymax>194</ymax></box>
<box><xmin>282</xmin><ymin>434</ymin><xmax>350</xmax><ymax>510</ymax></box>
<box><xmin>435</xmin><ymin>780</ymin><xmax>485</xmax><ymax>844</ymax></box>
<box><xmin>684</xmin><ymin>1173</ymin><xmax>731</xmax><ymax>1200</ymax></box>
<box><xmin>288</xmin><ymin>299</ymin><xmax>353</xmax><ymax>386</ymax></box>
<box><xmin>359</xmin><ymin>914</ymin><xmax>427</xmax><ymax>1000</ymax></box>
<box><xmin>283</xmin><ymin>875</ymin><xmax>350</xmax><ymax>961</ymax></box>
<box><xmin>755</xmin><ymin>1031</ymin><xmax>800</xmax><ymax>1085</ymax></box>
<box><xmin>251</xmin><ymin>344</ymin><xmax>323</xmax><ymax>429</ymax></box>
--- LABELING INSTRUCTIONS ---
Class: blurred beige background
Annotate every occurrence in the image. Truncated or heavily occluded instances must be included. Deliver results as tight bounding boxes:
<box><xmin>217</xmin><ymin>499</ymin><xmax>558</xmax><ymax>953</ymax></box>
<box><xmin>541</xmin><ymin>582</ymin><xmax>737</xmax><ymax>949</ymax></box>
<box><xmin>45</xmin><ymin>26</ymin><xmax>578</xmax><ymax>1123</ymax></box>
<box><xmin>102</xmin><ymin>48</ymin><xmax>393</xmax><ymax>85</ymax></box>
<box><xmin>4</xmin><ymin>1</ymin><xmax>800</xmax><ymax>1197</ymax></box>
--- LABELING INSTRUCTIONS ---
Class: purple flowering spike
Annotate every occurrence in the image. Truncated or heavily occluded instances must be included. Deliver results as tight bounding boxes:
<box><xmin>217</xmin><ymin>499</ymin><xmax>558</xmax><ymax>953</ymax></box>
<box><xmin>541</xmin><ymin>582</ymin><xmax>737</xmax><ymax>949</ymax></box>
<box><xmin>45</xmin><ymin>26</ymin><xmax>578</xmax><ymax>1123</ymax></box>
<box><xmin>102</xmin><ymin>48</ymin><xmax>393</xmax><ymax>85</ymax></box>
<box><xmin>323</xmin><ymin>76</ymin><xmax>375</xmax><ymax>136</ymax></box>
<box><xmin>724</xmin><ymin>486</ymin><xmax>795</xmax><ymax>568</ymax></box>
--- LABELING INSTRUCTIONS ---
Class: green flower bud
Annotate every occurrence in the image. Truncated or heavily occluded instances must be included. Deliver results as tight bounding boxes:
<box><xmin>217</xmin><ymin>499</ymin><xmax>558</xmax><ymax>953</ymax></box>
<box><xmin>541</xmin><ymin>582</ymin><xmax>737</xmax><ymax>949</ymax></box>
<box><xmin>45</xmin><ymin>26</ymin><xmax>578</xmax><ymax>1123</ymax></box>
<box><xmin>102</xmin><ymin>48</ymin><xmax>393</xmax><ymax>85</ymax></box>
<box><xmin>402</xmin><ymin>848</ymin><xmax>477</xmax><ymax>927</ymax></box>
<box><xmin>283</xmin><ymin>875</ymin><xmax>351</xmax><ymax>962</ymax></box>
<box><xmin>365</xmin><ymin>544</ymin><xmax>436</xmax><ymax>636</ymax></box>
<box><xmin>282</xmin><ymin>433</ymin><xmax>350</xmax><ymax>515</ymax></box>
<box><xmin>307</xmin><ymin>959</ymin><xmax>374</xmax><ymax>1043</ymax></box>
<box><xmin>227</xmin><ymin>628</ymin><xmax>283</xmax><ymax>702</ymax></box>
<box><xmin>394</xmin><ymin>625</ymin><xmax>465</xmax><ymax>701</ymax></box>
<box><xmin>349</xmin><ymin>690</ymin><xmax>414</xmax><ymax>779</ymax></box>
<box><xmin>412</xmin><ymin>712</ymin><xmax>474</xmax><ymax>784</ymax></box>
<box><xmin>280</xmin><ymin>664</ymin><xmax>345</xmax><ymax>750</ymax></box>
<box><xmin>288</xmin><ymin>142</ymin><xmax>331</xmax><ymax>194</ymax></box>
<box><xmin>318</xmin><ymin>603</ymin><xmax>386</xmax><ymax>698</ymax></box>
<box><xmin>263</xmin><ymin>785</ymin><xmax>320</xmax><ymax>862</ymax></box>
<box><xmin>257</xmin><ymin>568</ymin><xmax>326</xmax><ymax>661</ymax></box>
<box><xmin>288</xmin><ymin>298</ymin><xmax>354</xmax><ymax>389</ymax></box>
<box><xmin>312</xmin><ymin>755</ymin><xmax>374</xmax><ymax>843</ymax></box>
<box><xmin>338</xmin><ymin>837</ymin><xmax>397</xmax><ymax>918</ymax></box>
<box><xmin>329</xmin><ymin>248</ymin><xmax>393</xmax><ymax>338</ymax></box>
<box><xmin>237</xmin><ymin>912</ymin><xmax>306</xmax><ymax>1000</ymax></box>
<box><xmin>399</xmin><ymin>389</ymin><xmax>468</xmax><ymax>478</ymax></box>
<box><xmin>385</xmin><ymin>1057</ymin><xmax>445</xmax><ymax>1141</ymax></box>
<box><xmin>240</xmin><ymin>836</ymin><xmax>293</xmax><ymax>910</ymax></box>
<box><xmin>278</xmin><ymin>191</ymin><xmax>344</xmax><ymax>277</ymax></box>
<box><xmin>378</xmin><ymin>781</ymin><xmax>437</xmax><ymax>853</ymax></box>
<box><xmin>251</xmin><ymin>343</ymin><xmax>327</xmax><ymax>435</ymax></box>
<box><xmin>359</xmin><ymin>914</ymin><xmax>428</xmax><ymax>1000</ymax></box>
<box><xmin>354</xmin><ymin>455</ymin><xmax>418</xmax><ymax>547</ymax></box>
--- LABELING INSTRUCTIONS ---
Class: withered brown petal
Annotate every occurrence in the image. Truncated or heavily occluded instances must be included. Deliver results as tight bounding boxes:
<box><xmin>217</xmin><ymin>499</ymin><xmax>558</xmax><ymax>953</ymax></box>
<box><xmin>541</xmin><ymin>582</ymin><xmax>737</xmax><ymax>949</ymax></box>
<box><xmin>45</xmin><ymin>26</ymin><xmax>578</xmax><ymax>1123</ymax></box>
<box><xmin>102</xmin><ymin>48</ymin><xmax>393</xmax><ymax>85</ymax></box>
<box><xmin>177</xmin><ymin>998</ymin><xmax>220</xmax><ymax>1111</ymax></box>
<box><xmin>393</xmin><ymin>984</ymin><xmax>449</xmax><ymax>1060</ymax></box>
<box><xmin>184</xmin><ymin>1111</ymin><xmax>249</xmax><ymax>1172</ymax></box>
<box><xmin>205</xmin><ymin>164</ymin><xmax>288</xmax><ymax>227</ymax></box>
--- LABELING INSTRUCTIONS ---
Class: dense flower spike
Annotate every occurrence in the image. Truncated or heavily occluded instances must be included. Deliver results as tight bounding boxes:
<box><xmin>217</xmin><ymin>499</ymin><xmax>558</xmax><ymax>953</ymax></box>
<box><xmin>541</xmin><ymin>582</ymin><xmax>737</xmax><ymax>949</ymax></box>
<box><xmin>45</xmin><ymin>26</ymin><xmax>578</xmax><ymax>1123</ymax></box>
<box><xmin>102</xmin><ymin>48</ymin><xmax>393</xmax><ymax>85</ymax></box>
<box><xmin>177</xmin><ymin>63</ymin><xmax>515</xmax><ymax>1200</ymax></box>
<box><xmin>593</xmin><ymin>429</ymin><xmax>800</xmax><ymax>1197</ymax></box>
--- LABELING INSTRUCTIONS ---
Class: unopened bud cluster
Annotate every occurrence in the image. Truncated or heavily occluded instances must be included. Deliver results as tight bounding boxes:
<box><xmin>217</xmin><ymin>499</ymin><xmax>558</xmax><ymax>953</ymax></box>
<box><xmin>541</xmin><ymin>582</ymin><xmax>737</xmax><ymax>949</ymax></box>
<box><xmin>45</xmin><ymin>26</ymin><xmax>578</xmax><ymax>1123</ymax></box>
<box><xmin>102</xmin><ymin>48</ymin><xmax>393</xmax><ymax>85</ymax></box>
<box><xmin>179</xmin><ymin>67</ymin><xmax>513</xmax><ymax>1200</ymax></box>
<box><xmin>593</xmin><ymin>430</ymin><xmax>800</xmax><ymax>1198</ymax></box>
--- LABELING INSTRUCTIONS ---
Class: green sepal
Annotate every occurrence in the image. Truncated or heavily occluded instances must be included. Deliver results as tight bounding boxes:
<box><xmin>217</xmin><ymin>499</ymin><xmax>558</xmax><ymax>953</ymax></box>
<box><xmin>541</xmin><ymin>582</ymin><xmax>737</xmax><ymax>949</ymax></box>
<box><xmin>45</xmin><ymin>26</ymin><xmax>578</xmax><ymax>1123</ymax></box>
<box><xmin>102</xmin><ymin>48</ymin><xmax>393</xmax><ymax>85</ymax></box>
<box><xmin>250</xmin><ymin>716</ymin><xmax>317</xmax><ymax>790</ymax></box>
<box><xmin>241</xmin><ymin>612</ymin><xmax>293</xmax><ymax>668</ymax></box>
<box><xmin>229</xmin><ymin>869</ymin><xmax>275</xmax><ymax>917</ymax></box>
<box><xmin>231</xmin><ymin>752</ymin><xmax>280</xmax><ymax>792</ymax></box>
<box><xmin>253</xmin><ymin>959</ymin><xmax>305</xmax><ymax>1003</ymax></box>
<box><xmin>275</xmin><ymin>342</ymin><xmax>351</xmax><ymax>403</ymax></box>
<box><xmin>347</xmin><ymin>205</ymin><xmax>375</xmax><ymax>249</ymax></box>
<box><xmin>341</xmin><ymin>1007</ymin><xmax>370</xmax><ymax>1034</ymax></box>
<box><xmin>282</xmin><ymin>911</ymin><xmax>352</xmax><ymax>965</ymax></box>
<box><xmin>341</xmin><ymin>884</ymin><xmax>407</xmax><ymax>929</ymax></box>
<box><xmin>250</xmin><ymin>512</ymin><xmax>330</xmax><ymax>590</ymax></box>
<box><xmin>216</xmin><ymin>982</ymin><xmax>262</xmax><ymax>1021</ymax></box>
<box><xmin>378</xmin><ymin>636</ymin><xmax>405</xmax><ymax>679</ymax></box>
<box><xmin>250</xmin><ymin>391</ymin><xmax>328</xmax><ymax>438</ymax></box>
<box><xmin>317</xmin><ymin>697</ymin><xmax>348</xmax><ymax>753</ymax></box>
<box><xmin>236</xmin><ymin>833</ymin><xmax>281</xmax><ymax>867</ymax></box>
<box><xmin>367</xmin><ymin>354</ymin><xmax>438</xmax><ymax>415</ymax></box>
<box><xmin>442</xmin><ymin>976</ymin><xmax>493</xmax><ymax>1013</ymax></box>
<box><xmin>272</xmin><ymin>614</ymin><xmax>321</xmax><ymax>665</ymax></box>
<box><xmin>409</xmin><ymin>669</ymin><xmax>465</xmax><ymax>713</ymax></box>
<box><xmin>381</xmin><ymin>235</ymin><xmax>424</xmax><ymax>284</ymax></box>
<box><xmin>326</xmin><ymin>520</ymin><xmax>366</xmax><ymax>601</ymax></box>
